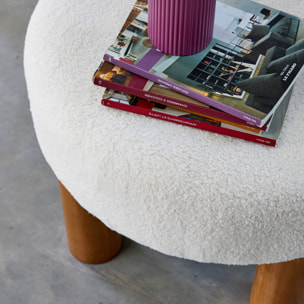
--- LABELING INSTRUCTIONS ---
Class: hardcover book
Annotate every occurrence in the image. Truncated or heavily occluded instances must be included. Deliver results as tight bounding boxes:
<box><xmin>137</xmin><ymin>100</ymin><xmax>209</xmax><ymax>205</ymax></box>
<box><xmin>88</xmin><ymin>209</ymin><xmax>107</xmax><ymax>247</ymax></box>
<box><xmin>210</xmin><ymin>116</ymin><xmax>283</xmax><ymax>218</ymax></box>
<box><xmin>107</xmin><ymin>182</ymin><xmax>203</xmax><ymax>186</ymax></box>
<box><xmin>93</xmin><ymin>61</ymin><xmax>268</xmax><ymax>133</ymax></box>
<box><xmin>101</xmin><ymin>88</ymin><xmax>292</xmax><ymax>147</ymax></box>
<box><xmin>101</xmin><ymin>0</ymin><xmax>304</xmax><ymax>127</ymax></box>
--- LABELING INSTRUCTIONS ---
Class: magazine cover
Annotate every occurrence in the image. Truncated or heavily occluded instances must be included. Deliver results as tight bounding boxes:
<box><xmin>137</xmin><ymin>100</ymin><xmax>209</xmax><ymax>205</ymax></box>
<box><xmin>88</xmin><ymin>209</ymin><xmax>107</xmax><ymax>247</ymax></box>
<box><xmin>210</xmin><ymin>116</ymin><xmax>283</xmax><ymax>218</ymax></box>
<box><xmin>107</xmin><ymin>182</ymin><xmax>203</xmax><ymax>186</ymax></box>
<box><xmin>102</xmin><ymin>0</ymin><xmax>303</xmax><ymax>127</ymax></box>
<box><xmin>93</xmin><ymin>61</ymin><xmax>269</xmax><ymax>133</ymax></box>
<box><xmin>102</xmin><ymin>88</ymin><xmax>292</xmax><ymax>147</ymax></box>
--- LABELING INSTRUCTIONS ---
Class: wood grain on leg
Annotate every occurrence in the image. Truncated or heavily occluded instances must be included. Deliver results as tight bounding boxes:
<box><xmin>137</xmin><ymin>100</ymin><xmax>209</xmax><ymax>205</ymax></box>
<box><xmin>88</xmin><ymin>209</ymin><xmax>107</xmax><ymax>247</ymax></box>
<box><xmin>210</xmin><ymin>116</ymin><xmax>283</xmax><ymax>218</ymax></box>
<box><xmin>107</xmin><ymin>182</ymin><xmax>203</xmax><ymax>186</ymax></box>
<box><xmin>250</xmin><ymin>258</ymin><xmax>304</xmax><ymax>304</ymax></box>
<box><xmin>58</xmin><ymin>181</ymin><xmax>122</xmax><ymax>264</ymax></box>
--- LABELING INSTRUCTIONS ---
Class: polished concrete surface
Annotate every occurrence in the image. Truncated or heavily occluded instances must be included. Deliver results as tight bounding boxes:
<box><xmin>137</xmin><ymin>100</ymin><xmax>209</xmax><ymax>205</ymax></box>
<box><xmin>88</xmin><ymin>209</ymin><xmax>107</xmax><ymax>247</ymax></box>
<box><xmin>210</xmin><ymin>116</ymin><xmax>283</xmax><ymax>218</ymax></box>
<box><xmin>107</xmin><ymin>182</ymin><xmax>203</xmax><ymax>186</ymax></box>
<box><xmin>0</xmin><ymin>0</ymin><xmax>256</xmax><ymax>303</ymax></box>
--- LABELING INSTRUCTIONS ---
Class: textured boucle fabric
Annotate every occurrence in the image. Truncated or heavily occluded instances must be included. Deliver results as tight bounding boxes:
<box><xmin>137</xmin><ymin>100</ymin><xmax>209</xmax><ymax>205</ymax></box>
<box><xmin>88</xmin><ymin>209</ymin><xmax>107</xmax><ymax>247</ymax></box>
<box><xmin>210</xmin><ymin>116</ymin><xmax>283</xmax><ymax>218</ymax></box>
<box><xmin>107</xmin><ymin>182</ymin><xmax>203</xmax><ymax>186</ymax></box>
<box><xmin>24</xmin><ymin>0</ymin><xmax>304</xmax><ymax>265</ymax></box>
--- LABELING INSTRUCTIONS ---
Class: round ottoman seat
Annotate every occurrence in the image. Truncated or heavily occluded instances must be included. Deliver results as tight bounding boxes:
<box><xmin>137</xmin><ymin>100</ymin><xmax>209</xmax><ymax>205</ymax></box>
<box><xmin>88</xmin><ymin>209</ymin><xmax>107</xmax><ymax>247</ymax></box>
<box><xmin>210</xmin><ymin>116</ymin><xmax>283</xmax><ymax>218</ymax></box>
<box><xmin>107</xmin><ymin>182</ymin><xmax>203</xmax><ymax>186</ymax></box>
<box><xmin>24</xmin><ymin>0</ymin><xmax>304</xmax><ymax>303</ymax></box>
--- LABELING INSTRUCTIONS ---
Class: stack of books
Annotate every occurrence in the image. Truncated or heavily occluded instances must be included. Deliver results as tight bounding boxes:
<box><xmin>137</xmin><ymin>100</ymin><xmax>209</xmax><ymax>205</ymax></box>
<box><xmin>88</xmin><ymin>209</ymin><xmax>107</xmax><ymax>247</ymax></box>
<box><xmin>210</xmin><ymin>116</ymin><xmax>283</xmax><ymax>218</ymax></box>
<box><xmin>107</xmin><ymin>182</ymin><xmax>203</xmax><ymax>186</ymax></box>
<box><xmin>93</xmin><ymin>0</ymin><xmax>304</xmax><ymax>147</ymax></box>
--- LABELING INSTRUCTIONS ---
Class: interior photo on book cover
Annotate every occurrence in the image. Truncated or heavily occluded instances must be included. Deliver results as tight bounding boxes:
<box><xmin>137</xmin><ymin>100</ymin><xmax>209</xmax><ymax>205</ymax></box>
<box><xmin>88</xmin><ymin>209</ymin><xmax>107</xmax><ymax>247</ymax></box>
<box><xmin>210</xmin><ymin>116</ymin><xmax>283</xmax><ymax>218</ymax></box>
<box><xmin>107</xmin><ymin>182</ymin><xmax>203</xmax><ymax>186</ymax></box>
<box><xmin>102</xmin><ymin>0</ymin><xmax>304</xmax><ymax>127</ymax></box>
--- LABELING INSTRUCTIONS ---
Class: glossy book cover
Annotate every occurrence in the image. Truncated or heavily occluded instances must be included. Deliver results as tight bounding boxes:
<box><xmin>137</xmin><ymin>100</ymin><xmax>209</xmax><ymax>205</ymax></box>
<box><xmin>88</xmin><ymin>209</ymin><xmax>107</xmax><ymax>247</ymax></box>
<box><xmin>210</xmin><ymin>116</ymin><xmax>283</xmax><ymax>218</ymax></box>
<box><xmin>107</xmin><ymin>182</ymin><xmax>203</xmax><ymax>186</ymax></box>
<box><xmin>102</xmin><ymin>0</ymin><xmax>303</xmax><ymax>127</ymax></box>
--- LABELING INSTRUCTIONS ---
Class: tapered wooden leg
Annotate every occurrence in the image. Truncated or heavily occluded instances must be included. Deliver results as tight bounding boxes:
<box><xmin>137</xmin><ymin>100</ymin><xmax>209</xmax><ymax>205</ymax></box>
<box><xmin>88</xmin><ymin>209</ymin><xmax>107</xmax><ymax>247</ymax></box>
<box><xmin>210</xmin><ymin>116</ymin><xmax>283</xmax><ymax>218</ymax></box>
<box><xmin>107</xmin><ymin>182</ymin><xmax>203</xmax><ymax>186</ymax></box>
<box><xmin>250</xmin><ymin>258</ymin><xmax>304</xmax><ymax>304</ymax></box>
<box><xmin>58</xmin><ymin>181</ymin><xmax>122</xmax><ymax>264</ymax></box>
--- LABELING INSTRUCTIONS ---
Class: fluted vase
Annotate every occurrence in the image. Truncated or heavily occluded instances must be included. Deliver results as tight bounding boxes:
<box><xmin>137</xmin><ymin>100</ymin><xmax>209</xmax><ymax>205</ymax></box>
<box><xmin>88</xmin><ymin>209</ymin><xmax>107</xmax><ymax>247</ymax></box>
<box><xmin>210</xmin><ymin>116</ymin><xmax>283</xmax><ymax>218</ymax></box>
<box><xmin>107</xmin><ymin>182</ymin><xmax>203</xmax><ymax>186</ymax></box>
<box><xmin>148</xmin><ymin>0</ymin><xmax>216</xmax><ymax>56</ymax></box>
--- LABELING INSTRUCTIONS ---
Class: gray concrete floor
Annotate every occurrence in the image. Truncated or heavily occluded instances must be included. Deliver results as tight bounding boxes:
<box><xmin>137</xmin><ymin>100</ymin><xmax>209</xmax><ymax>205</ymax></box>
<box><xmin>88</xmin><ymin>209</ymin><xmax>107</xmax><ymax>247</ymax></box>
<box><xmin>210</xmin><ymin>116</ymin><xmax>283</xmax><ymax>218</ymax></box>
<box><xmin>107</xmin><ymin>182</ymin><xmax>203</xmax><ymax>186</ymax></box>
<box><xmin>0</xmin><ymin>0</ymin><xmax>256</xmax><ymax>303</ymax></box>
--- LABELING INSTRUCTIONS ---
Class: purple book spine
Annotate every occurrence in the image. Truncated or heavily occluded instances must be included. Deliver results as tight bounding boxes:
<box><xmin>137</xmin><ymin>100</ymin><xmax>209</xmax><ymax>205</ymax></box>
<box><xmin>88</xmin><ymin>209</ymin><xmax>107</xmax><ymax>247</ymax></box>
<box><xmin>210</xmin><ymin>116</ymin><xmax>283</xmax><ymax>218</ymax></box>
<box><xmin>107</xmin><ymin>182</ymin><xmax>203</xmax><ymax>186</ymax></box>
<box><xmin>148</xmin><ymin>0</ymin><xmax>216</xmax><ymax>56</ymax></box>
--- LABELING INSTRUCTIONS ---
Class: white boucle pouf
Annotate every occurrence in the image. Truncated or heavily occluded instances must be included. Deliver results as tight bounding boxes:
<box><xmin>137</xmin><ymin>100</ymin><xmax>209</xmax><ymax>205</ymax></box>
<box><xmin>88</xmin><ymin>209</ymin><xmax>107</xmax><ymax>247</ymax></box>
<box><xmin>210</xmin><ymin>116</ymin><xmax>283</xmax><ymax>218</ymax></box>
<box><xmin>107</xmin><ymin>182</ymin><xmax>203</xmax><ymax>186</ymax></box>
<box><xmin>24</xmin><ymin>0</ymin><xmax>304</xmax><ymax>265</ymax></box>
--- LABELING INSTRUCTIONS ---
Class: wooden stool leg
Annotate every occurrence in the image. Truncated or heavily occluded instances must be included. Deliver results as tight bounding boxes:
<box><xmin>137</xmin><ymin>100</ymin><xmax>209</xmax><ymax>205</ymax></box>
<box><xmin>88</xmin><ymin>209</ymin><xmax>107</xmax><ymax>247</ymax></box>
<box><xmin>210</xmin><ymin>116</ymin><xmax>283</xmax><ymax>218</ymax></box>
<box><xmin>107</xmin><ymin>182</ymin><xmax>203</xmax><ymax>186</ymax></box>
<box><xmin>250</xmin><ymin>258</ymin><xmax>304</xmax><ymax>304</ymax></box>
<box><xmin>58</xmin><ymin>181</ymin><xmax>122</xmax><ymax>264</ymax></box>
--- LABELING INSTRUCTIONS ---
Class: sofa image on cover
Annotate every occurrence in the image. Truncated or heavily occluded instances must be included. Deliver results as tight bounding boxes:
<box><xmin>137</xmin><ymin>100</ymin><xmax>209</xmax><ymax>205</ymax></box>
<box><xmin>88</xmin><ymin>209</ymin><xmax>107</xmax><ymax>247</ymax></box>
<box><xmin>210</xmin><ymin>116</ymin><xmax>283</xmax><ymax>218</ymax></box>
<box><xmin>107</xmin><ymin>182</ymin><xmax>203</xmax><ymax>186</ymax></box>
<box><xmin>237</xmin><ymin>40</ymin><xmax>304</xmax><ymax>113</ymax></box>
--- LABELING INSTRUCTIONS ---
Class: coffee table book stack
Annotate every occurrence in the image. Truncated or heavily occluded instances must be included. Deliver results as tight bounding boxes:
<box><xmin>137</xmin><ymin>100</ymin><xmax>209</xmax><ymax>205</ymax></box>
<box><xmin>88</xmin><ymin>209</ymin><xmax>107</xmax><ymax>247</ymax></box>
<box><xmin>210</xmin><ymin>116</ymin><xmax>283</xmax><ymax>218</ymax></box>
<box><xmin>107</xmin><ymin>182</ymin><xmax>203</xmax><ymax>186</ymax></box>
<box><xmin>93</xmin><ymin>0</ymin><xmax>304</xmax><ymax>147</ymax></box>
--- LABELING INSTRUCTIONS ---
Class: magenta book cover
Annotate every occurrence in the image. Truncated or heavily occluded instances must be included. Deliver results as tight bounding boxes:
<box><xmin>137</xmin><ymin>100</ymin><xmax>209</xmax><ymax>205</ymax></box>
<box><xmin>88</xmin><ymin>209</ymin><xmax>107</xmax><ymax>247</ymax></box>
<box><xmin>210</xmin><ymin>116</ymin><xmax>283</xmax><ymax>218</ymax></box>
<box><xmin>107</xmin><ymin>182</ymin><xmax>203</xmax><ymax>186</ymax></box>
<box><xmin>102</xmin><ymin>0</ymin><xmax>304</xmax><ymax>127</ymax></box>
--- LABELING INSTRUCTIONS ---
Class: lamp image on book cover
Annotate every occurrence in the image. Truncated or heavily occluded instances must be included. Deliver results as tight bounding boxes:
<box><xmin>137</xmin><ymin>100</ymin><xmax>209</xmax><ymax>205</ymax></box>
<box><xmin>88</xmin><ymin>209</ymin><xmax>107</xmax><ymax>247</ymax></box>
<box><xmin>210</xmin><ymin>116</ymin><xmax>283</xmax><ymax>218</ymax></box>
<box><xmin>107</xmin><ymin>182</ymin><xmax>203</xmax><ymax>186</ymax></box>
<box><xmin>102</xmin><ymin>0</ymin><xmax>304</xmax><ymax>127</ymax></box>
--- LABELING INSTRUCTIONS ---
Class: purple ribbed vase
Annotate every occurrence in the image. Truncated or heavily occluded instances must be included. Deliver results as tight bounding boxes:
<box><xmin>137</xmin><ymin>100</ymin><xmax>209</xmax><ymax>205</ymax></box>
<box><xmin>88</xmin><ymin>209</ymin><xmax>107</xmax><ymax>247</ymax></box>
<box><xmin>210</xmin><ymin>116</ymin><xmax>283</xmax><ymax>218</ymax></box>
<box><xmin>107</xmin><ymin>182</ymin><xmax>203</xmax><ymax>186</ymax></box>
<box><xmin>148</xmin><ymin>0</ymin><xmax>216</xmax><ymax>56</ymax></box>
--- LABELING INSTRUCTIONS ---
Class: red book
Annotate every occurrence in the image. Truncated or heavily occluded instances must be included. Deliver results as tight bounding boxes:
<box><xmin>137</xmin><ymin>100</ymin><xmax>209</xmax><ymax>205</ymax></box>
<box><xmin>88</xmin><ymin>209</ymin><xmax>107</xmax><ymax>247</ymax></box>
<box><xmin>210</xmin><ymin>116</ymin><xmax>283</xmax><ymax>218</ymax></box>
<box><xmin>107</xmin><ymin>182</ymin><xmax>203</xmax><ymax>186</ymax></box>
<box><xmin>101</xmin><ymin>89</ymin><xmax>292</xmax><ymax>147</ymax></box>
